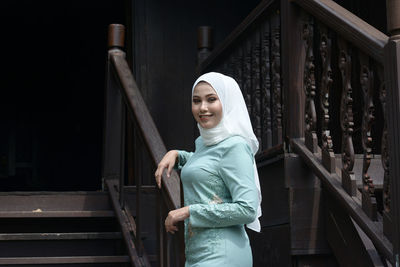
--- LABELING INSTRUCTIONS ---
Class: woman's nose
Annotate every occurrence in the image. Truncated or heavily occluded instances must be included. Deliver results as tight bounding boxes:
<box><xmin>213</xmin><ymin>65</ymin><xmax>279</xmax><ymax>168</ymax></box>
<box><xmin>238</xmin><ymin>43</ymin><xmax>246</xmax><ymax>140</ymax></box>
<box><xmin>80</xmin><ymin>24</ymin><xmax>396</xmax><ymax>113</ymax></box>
<box><xmin>200</xmin><ymin>102</ymin><xmax>208</xmax><ymax>111</ymax></box>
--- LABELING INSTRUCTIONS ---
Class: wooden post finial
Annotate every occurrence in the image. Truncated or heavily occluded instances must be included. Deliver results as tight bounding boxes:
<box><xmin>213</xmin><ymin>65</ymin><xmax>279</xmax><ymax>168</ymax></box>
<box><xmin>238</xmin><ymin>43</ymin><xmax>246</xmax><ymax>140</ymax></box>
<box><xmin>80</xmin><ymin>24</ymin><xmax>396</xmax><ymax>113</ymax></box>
<box><xmin>197</xmin><ymin>26</ymin><xmax>213</xmax><ymax>64</ymax></box>
<box><xmin>108</xmin><ymin>24</ymin><xmax>125</xmax><ymax>49</ymax></box>
<box><xmin>387</xmin><ymin>0</ymin><xmax>400</xmax><ymax>36</ymax></box>
<box><xmin>197</xmin><ymin>26</ymin><xmax>213</xmax><ymax>49</ymax></box>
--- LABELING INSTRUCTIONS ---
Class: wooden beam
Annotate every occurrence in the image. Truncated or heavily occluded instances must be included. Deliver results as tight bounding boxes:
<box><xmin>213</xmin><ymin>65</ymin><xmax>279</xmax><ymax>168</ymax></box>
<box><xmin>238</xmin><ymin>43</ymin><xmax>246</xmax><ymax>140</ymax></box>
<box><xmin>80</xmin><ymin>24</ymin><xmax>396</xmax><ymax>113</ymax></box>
<box><xmin>384</xmin><ymin>31</ymin><xmax>400</xmax><ymax>264</ymax></box>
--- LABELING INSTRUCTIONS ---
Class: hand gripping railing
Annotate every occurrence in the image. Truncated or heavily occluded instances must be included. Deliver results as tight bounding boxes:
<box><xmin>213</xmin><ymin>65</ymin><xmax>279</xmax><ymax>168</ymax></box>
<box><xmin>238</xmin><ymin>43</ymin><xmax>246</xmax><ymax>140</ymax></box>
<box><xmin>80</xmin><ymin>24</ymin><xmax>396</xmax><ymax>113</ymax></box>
<box><xmin>103</xmin><ymin>24</ymin><xmax>184</xmax><ymax>267</ymax></box>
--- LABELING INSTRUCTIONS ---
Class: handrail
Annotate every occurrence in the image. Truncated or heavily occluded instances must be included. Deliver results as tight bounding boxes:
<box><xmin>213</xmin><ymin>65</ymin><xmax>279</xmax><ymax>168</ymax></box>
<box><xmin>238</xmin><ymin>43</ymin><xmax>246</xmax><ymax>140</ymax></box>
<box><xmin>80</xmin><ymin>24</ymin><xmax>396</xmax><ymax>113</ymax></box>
<box><xmin>109</xmin><ymin>51</ymin><xmax>181</xmax><ymax>210</ymax></box>
<box><xmin>198</xmin><ymin>0</ymin><xmax>277</xmax><ymax>72</ymax></box>
<box><xmin>291</xmin><ymin>138</ymin><xmax>393</xmax><ymax>261</ymax></box>
<box><xmin>293</xmin><ymin>0</ymin><xmax>388</xmax><ymax>64</ymax></box>
<box><xmin>104</xmin><ymin>24</ymin><xmax>183</xmax><ymax>266</ymax></box>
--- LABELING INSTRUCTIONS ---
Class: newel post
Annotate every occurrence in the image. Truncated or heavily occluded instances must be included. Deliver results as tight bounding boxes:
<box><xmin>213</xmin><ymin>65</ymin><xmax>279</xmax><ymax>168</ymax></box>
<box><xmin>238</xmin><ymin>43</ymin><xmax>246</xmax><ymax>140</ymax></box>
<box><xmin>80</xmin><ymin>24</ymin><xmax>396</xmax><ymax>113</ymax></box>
<box><xmin>384</xmin><ymin>0</ymin><xmax>400</xmax><ymax>263</ymax></box>
<box><xmin>102</xmin><ymin>24</ymin><xmax>126</xmax><ymax>198</ymax></box>
<box><xmin>281</xmin><ymin>0</ymin><xmax>305</xmax><ymax>141</ymax></box>
<box><xmin>197</xmin><ymin>26</ymin><xmax>213</xmax><ymax>65</ymax></box>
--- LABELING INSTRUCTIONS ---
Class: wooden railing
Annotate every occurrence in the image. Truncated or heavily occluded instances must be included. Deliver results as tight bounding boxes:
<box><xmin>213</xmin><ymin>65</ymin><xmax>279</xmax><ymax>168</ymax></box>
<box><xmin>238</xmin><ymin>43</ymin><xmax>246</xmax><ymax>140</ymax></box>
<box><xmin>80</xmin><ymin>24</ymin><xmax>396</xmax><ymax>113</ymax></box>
<box><xmin>198</xmin><ymin>0</ymin><xmax>283</xmax><ymax>154</ymax></box>
<box><xmin>289</xmin><ymin>0</ymin><xmax>396</xmax><ymax>263</ymax></box>
<box><xmin>197</xmin><ymin>0</ymin><xmax>400</xmax><ymax>264</ymax></box>
<box><xmin>103</xmin><ymin>24</ymin><xmax>184</xmax><ymax>267</ymax></box>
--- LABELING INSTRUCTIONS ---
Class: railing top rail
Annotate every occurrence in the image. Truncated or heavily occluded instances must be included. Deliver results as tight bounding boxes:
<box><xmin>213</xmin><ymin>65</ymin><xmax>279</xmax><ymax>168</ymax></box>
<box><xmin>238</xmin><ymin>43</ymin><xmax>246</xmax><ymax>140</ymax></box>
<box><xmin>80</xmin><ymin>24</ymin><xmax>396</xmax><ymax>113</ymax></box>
<box><xmin>109</xmin><ymin>50</ymin><xmax>181</xmax><ymax>210</ymax></box>
<box><xmin>198</xmin><ymin>0</ymin><xmax>277</xmax><ymax>72</ymax></box>
<box><xmin>293</xmin><ymin>0</ymin><xmax>388</xmax><ymax>64</ymax></box>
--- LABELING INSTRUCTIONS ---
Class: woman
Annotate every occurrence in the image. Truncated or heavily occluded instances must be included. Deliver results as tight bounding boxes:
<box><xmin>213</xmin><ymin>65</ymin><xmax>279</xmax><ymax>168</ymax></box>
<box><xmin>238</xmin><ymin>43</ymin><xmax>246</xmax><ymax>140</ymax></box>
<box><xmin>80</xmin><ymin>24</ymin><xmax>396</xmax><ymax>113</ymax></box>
<box><xmin>155</xmin><ymin>72</ymin><xmax>262</xmax><ymax>266</ymax></box>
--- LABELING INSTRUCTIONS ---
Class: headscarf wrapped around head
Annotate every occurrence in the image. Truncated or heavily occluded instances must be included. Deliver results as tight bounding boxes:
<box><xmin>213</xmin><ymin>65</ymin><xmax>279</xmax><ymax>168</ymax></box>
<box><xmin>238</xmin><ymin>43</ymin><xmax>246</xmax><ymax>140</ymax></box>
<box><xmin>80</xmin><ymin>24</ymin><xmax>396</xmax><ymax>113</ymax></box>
<box><xmin>192</xmin><ymin>72</ymin><xmax>262</xmax><ymax>232</ymax></box>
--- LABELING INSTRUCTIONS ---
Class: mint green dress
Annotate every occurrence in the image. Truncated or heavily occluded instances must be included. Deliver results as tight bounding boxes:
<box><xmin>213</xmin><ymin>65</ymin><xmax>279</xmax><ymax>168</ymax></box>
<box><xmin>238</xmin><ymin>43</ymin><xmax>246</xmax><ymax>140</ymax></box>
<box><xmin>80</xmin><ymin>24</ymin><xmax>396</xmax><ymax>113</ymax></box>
<box><xmin>176</xmin><ymin>136</ymin><xmax>258</xmax><ymax>267</ymax></box>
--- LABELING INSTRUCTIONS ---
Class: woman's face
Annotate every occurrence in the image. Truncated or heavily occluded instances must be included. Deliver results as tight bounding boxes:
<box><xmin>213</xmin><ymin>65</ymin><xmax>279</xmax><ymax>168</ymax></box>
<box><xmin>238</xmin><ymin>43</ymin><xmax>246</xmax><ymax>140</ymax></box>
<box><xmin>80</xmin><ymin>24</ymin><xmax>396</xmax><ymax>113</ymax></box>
<box><xmin>192</xmin><ymin>82</ymin><xmax>223</xmax><ymax>129</ymax></box>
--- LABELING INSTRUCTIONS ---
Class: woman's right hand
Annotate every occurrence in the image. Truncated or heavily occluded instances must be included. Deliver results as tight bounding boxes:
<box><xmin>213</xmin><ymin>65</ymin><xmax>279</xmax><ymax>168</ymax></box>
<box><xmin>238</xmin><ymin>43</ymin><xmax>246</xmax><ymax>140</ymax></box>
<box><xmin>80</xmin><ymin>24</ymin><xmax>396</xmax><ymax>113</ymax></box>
<box><xmin>154</xmin><ymin>150</ymin><xmax>178</xmax><ymax>189</ymax></box>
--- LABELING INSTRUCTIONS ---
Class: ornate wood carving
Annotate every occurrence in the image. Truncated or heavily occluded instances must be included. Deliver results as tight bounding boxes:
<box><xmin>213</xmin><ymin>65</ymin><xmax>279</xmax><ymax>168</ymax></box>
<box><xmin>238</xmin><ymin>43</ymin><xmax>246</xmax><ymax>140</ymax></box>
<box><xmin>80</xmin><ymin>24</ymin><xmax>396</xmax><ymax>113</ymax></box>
<box><xmin>244</xmin><ymin>38</ymin><xmax>252</xmax><ymax>115</ymax></box>
<box><xmin>378</xmin><ymin>67</ymin><xmax>392</xmax><ymax>240</ymax></box>
<box><xmin>271</xmin><ymin>13</ymin><xmax>282</xmax><ymax>146</ymax></box>
<box><xmin>252</xmin><ymin>30</ymin><xmax>262</xmax><ymax>148</ymax></box>
<box><xmin>359</xmin><ymin>53</ymin><xmax>377</xmax><ymax>220</ymax></box>
<box><xmin>261</xmin><ymin>19</ymin><xmax>272</xmax><ymax>149</ymax></box>
<box><xmin>234</xmin><ymin>46</ymin><xmax>243</xmax><ymax>92</ymax></box>
<box><xmin>338</xmin><ymin>38</ymin><xmax>356</xmax><ymax>196</ymax></box>
<box><xmin>302</xmin><ymin>17</ymin><xmax>318</xmax><ymax>152</ymax></box>
<box><xmin>319</xmin><ymin>25</ymin><xmax>335</xmax><ymax>173</ymax></box>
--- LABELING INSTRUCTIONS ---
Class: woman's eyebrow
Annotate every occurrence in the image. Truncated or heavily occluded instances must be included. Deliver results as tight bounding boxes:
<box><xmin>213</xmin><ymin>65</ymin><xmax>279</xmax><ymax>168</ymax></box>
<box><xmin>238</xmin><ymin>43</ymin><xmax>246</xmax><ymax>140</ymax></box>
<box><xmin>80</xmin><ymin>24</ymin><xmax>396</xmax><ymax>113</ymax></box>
<box><xmin>192</xmin><ymin>93</ymin><xmax>217</xmax><ymax>98</ymax></box>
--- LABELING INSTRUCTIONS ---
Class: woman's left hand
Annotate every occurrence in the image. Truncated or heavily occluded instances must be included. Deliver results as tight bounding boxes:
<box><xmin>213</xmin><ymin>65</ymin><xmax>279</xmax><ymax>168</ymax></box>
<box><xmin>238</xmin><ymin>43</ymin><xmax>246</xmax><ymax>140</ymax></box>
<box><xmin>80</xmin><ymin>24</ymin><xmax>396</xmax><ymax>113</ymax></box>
<box><xmin>165</xmin><ymin>206</ymin><xmax>190</xmax><ymax>234</ymax></box>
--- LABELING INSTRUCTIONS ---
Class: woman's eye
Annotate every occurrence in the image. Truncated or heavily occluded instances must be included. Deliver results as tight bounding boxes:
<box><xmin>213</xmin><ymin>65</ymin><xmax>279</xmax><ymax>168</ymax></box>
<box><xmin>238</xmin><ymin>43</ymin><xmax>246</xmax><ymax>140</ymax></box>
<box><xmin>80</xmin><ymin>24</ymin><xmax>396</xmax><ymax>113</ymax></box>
<box><xmin>208</xmin><ymin>97</ymin><xmax>217</xmax><ymax>102</ymax></box>
<box><xmin>192</xmin><ymin>99</ymin><xmax>201</xmax><ymax>103</ymax></box>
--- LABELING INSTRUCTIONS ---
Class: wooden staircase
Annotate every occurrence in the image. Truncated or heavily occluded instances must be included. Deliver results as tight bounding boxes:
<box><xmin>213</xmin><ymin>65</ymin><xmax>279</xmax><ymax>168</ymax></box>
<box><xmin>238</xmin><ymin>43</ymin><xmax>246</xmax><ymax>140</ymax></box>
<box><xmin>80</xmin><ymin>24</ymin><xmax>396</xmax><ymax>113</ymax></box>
<box><xmin>0</xmin><ymin>192</ymin><xmax>131</xmax><ymax>266</ymax></box>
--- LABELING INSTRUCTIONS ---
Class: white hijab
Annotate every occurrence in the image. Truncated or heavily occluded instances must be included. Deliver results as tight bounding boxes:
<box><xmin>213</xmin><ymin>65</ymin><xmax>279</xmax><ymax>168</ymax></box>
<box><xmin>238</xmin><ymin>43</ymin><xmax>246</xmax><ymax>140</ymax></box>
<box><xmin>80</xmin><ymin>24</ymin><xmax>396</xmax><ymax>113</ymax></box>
<box><xmin>192</xmin><ymin>72</ymin><xmax>262</xmax><ymax>232</ymax></box>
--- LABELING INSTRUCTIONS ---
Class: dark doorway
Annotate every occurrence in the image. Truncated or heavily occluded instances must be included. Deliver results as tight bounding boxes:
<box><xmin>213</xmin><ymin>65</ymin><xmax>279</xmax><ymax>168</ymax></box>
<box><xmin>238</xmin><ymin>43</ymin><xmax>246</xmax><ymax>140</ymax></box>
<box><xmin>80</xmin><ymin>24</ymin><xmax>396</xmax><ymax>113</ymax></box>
<box><xmin>0</xmin><ymin>1</ymin><xmax>125</xmax><ymax>191</ymax></box>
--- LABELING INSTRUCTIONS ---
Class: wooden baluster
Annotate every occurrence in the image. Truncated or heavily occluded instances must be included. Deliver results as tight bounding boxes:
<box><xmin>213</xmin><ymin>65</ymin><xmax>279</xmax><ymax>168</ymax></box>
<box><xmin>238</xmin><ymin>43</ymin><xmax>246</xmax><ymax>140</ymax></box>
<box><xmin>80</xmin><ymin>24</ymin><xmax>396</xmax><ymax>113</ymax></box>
<box><xmin>234</xmin><ymin>46</ymin><xmax>244</xmax><ymax>92</ymax></box>
<box><xmin>302</xmin><ymin>16</ymin><xmax>318</xmax><ymax>152</ymax></box>
<box><xmin>378</xmin><ymin>67</ymin><xmax>393</xmax><ymax>241</ymax></box>
<box><xmin>359</xmin><ymin>53</ymin><xmax>377</xmax><ymax>220</ymax></box>
<box><xmin>338</xmin><ymin>38</ymin><xmax>356</xmax><ymax>196</ymax></box>
<box><xmin>271</xmin><ymin>12</ymin><xmax>282</xmax><ymax>146</ymax></box>
<box><xmin>252</xmin><ymin>30</ymin><xmax>262</xmax><ymax>148</ymax></box>
<box><xmin>227</xmin><ymin>55</ymin><xmax>235</xmax><ymax>78</ymax></box>
<box><xmin>244</xmin><ymin>38</ymin><xmax>253</xmax><ymax>115</ymax></box>
<box><xmin>319</xmin><ymin>25</ymin><xmax>335</xmax><ymax>173</ymax></box>
<box><xmin>261</xmin><ymin>19</ymin><xmax>272</xmax><ymax>149</ymax></box>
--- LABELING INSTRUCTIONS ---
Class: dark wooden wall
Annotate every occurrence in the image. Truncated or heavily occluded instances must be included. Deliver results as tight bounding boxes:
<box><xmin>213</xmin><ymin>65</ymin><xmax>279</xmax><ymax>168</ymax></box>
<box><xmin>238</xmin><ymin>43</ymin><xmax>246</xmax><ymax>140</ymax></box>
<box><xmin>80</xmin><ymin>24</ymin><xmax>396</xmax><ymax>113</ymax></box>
<box><xmin>129</xmin><ymin>0</ymin><xmax>262</xmax><ymax>151</ymax></box>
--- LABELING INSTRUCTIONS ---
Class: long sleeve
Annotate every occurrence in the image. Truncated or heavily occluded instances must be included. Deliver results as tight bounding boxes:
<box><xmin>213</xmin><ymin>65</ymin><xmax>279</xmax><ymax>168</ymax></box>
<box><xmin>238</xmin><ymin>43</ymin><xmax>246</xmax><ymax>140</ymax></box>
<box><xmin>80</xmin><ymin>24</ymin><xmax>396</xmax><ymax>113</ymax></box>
<box><xmin>188</xmin><ymin>142</ymin><xmax>258</xmax><ymax>228</ymax></box>
<box><xmin>175</xmin><ymin>150</ymin><xmax>194</xmax><ymax>170</ymax></box>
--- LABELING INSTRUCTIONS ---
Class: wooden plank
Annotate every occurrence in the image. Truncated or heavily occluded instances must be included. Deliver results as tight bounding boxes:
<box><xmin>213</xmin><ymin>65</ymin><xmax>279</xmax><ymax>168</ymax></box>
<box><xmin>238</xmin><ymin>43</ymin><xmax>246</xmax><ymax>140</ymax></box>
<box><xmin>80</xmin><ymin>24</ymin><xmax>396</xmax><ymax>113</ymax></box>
<box><xmin>0</xmin><ymin>256</ymin><xmax>130</xmax><ymax>265</ymax></box>
<box><xmin>286</xmin><ymin>154</ymin><xmax>330</xmax><ymax>254</ymax></box>
<box><xmin>0</xmin><ymin>192</ymin><xmax>112</xmax><ymax>211</ymax></box>
<box><xmin>0</xmin><ymin>211</ymin><xmax>114</xmax><ymax>218</ymax></box>
<box><xmin>293</xmin><ymin>0</ymin><xmax>388</xmax><ymax>64</ymax></box>
<box><xmin>291</xmin><ymin>138</ymin><xmax>393</xmax><ymax>262</ymax></box>
<box><xmin>0</xmin><ymin>232</ymin><xmax>122</xmax><ymax>241</ymax></box>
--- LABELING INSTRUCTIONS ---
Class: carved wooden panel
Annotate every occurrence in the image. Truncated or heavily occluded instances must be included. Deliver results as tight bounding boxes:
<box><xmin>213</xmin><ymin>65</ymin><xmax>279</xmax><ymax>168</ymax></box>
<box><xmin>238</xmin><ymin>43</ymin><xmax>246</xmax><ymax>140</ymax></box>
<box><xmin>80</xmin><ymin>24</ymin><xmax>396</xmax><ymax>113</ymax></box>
<box><xmin>359</xmin><ymin>52</ymin><xmax>377</xmax><ymax>220</ymax></box>
<box><xmin>271</xmin><ymin>13</ymin><xmax>282</xmax><ymax>146</ymax></box>
<box><xmin>252</xmin><ymin>30</ymin><xmax>262</xmax><ymax>147</ymax></box>
<box><xmin>244</xmin><ymin>38</ymin><xmax>253</xmax><ymax>116</ymax></box>
<box><xmin>319</xmin><ymin>25</ymin><xmax>335</xmax><ymax>173</ymax></box>
<box><xmin>302</xmin><ymin>16</ymin><xmax>318</xmax><ymax>152</ymax></box>
<box><xmin>338</xmin><ymin>38</ymin><xmax>356</xmax><ymax>196</ymax></box>
<box><xmin>261</xmin><ymin>19</ymin><xmax>272</xmax><ymax>150</ymax></box>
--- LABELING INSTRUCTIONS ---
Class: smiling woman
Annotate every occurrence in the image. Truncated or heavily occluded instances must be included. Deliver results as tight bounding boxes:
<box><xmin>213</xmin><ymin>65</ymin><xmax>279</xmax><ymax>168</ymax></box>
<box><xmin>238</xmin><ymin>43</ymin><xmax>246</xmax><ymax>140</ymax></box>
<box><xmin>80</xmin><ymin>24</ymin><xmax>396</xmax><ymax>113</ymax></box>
<box><xmin>191</xmin><ymin>82</ymin><xmax>223</xmax><ymax>129</ymax></box>
<box><xmin>155</xmin><ymin>72</ymin><xmax>262</xmax><ymax>266</ymax></box>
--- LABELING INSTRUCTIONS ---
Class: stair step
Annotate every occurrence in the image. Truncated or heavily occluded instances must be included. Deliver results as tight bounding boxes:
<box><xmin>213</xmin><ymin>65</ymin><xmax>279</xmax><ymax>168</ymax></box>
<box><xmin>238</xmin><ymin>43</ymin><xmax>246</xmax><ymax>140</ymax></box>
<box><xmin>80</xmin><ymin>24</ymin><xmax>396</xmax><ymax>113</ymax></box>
<box><xmin>0</xmin><ymin>255</ymin><xmax>130</xmax><ymax>265</ymax></box>
<box><xmin>0</xmin><ymin>210</ymin><xmax>115</xmax><ymax>218</ymax></box>
<box><xmin>0</xmin><ymin>232</ymin><xmax>122</xmax><ymax>241</ymax></box>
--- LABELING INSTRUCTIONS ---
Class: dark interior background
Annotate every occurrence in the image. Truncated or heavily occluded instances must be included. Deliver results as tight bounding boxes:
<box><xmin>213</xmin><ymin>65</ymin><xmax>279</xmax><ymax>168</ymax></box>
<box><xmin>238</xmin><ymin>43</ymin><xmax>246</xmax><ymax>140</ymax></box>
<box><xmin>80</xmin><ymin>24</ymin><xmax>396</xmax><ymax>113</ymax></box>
<box><xmin>0</xmin><ymin>0</ymin><xmax>125</xmax><ymax>190</ymax></box>
<box><xmin>0</xmin><ymin>0</ymin><xmax>261</xmax><ymax>191</ymax></box>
